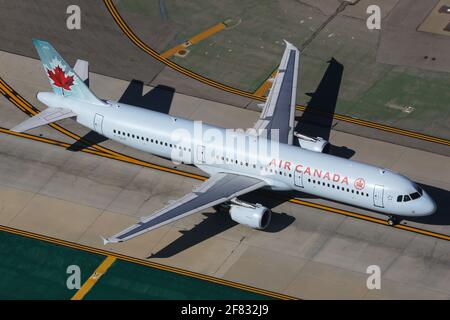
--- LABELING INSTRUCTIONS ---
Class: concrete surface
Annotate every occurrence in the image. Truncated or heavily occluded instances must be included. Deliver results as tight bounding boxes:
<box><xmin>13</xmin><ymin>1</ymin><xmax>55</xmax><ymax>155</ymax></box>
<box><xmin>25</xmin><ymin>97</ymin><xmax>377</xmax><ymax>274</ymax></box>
<box><xmin>1</xmin><ymin>0</ymin><xmax>450</xmax><ymax>155</ymax></box>
<box><xmin>0</xmin><ymin>50</ymin><xmax>449</xmax><ymax>299</ymax></box>
<box><xmin>418</xmin><ymin>0</ymin><xmax>450</xmax><ymax>37</ymax></box>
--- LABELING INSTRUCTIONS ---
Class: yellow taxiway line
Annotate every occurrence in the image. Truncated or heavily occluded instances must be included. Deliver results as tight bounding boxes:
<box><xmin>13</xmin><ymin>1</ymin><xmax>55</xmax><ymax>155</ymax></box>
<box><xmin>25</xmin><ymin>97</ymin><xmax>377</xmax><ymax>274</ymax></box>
<box><xmin>161</xmin><ymin>23</ymin><xmax>226</xmax><ymax>59</ymax></box>
<box><xmin>103</xmin><ymin>0</ymin><xmax>450</xmax><ymax>147</ymax></box>
<box><xmin>254</xmin><ymin>69</ymin><xmax>277</xmax><ymax>97</ymax></box>
<box><xmin>1</xmin><ymin>80</ymin><xmax>450</xmax><ymax>297</ymax></box>
<box><xmin>0</xmin><ymin>224</ymin><xmax>294</xmax><ymax>300</ymax></box>
<box><xmin>1</xmin><ymin>124</ymin><xmax>449</xmax><ymax>243</ymax></box>
<box><xmin>71</xmin><ymin>256</ymin><xmax>116</xmax><ymax>300</ymax></box>
<box><xmin>0</xmin><ymin>78</ymin><xmax>205</xmax><ymax>181</ymax></box>
<box><xmin>0</xmin><ymin>78</ymin><xmax>122</xmax><ymax>159</ymax></box>
<box><xmin>1</xmin><ymin>77</ymin><xmax>449</xmax><ymax>243</ymax></box>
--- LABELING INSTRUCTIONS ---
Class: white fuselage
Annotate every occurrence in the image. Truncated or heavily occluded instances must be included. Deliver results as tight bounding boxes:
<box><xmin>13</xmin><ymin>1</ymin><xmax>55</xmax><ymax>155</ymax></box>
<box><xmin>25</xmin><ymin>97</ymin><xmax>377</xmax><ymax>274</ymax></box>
<box><xmin>39</xmin><ymin>92</ymin><xmax>436</xmax><ymax>217</ymax></box>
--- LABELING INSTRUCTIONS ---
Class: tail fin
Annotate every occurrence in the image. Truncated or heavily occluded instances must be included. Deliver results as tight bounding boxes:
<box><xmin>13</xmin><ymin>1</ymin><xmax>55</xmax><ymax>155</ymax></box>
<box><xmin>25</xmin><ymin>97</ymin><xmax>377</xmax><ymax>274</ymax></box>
<box><xmin>32</xmin><ymin>39</ymin><xmax>104</xmax><ymax>105</ymax></box>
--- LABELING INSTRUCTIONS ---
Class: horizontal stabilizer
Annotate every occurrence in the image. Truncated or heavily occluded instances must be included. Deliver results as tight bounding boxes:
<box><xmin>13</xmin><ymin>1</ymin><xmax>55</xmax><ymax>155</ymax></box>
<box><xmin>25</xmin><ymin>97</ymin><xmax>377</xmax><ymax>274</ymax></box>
<box><xmin>10</xmin><ymin>107</ymin><xmax>77</xmax><ymax>132</ymax></box>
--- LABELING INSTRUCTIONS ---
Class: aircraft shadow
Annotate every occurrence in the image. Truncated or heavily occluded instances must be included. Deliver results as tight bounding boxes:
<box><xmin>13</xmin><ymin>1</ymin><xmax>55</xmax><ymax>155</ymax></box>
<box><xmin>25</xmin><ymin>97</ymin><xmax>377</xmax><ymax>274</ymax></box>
<box><xmin>148</xmin><ymin>190</ymin><xmax>295</xmax><ymax>258</ymax></box>
<box><xmin>66</xmin><ymin>80</ymin><xmax>175</xmax><ymax>152</ymax></box>
<box><xmin>118</xmin><ymin>79</ymin><xmax>175</xmax><ymax>114</ymax></box>
<box><xmin>294</xmin><ymin>58</ymin><xmax>355</xmax><ymax>159</ymax></box>
<box><xmin>403</xmin><ymin>183</ymin><xmax>450</xmax><ymax>226</ymax></box>
<box><xmin>66</xmin><ymin>130</ymin><xmax>108</xmax><ymax>152</ymax></box>
<box><xmin>148</xmin><ymin>181</ymin><xmax>449</xmax><ymax>259</ymax></box>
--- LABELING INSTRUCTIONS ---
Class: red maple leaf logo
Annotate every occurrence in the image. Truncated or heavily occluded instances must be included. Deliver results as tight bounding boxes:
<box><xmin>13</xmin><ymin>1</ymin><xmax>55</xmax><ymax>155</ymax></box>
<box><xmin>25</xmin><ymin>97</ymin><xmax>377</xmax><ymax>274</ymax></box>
<box><xmin>354</xmin><ymin>178</ymin><xmax>365</xmax><ymax>190</ymax></box>
<box><xmin>47</xmin><ymin>66</ymin><xmax>74</xmax><ymax>95</ymax></box>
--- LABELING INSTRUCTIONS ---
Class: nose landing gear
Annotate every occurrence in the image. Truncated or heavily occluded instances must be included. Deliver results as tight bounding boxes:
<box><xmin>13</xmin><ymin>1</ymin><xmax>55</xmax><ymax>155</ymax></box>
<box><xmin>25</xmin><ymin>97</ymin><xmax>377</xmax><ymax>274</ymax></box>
<box><xmin>387</xmin><ymin>215</ymin><xmax>397</xmax><ymax>226</ymax></box>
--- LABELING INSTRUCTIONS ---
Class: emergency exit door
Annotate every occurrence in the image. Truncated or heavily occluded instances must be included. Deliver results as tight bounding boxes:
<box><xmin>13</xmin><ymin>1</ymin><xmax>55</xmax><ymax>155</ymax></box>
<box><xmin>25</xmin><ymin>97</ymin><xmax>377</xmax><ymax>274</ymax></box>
<box><xmin>197</xmin><ymin>145</ymin><xmax>206</xmax><ymax>163</ymax></box>
<box><xmin>373</xmin><ymin>185</ymin><xmax>384</xmax><ymax>208</ymax></box>
<box><xmin>294</xmin><ymin>170</ymin><xmax>304</xmax><ymax>188</ymax></box>
<box><xmin>93</xmin><ymin>113</ymin><xmax>104</xmax><ymax>135</ymax></box>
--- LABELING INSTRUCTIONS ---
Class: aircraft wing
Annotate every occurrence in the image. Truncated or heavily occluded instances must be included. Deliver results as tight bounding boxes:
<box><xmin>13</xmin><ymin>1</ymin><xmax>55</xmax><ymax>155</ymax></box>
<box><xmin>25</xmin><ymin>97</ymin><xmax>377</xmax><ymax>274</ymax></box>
<box><xmin>254</xmin><ymin>41</ymin><xmax>299</xmax><ymax>145</ymax></box>
<box><xmin>103</xmin><ymin>173</ymin><xmax>266</xmax><ymax>243</ymax></box>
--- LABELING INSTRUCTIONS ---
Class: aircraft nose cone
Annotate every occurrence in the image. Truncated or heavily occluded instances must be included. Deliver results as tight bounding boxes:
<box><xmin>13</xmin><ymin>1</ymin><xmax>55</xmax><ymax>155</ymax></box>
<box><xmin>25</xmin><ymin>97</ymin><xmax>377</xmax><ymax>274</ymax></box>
<box><xmin>422</xmin><ymin>192</ymin><xmax>437</xmax><ymax>216</ymax></box>
<box><xmin>427</xmin><ymin>197</ymin><xmax>437</xmax><ymax>215</ymax></box>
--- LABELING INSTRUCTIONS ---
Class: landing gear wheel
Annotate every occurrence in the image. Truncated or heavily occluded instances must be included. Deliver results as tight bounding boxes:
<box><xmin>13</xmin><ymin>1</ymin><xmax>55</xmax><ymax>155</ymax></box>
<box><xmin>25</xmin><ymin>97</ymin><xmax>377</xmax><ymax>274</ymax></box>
<box><xmin>213</xmin><ymin>203</ymin><xmax>230</xmax><ymax>214</ymax></box>
<box><xmin>387</xmin><ymin>216</ymin><xmax>397</xmax><ymax>226</ymax></box>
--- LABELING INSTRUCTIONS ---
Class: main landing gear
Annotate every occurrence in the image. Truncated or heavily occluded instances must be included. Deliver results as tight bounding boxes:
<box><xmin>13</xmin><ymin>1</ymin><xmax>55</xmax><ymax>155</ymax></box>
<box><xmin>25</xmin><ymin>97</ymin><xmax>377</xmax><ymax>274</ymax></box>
<box><xmin>213</xmin><ymin>202</ymin><xmax>231</xmax><ymax>214</ymax></box>
<box><xmin>387</xmin><ymin>215</ymin><xmax>397</xmax><ymax>226</ymax></box>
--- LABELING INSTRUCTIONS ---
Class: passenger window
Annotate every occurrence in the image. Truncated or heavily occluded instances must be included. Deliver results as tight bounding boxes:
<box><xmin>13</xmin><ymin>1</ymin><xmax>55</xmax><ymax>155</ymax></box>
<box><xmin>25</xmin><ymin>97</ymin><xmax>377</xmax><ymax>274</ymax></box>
<box><xmin>404</xmin><ymin>195</ymin><xmax>411</xmax><ymax>202</ymax></box>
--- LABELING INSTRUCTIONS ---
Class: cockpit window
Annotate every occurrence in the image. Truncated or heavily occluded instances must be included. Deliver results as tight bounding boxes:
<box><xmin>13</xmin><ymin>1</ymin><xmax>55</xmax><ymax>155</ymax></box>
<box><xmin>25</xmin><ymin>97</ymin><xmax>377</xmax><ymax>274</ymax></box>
<box><xmin>397</xmin><ymin>184</ymin><xmax>424</xmax><ymax>203</ymax></box>
<box><xmin>412</xmin><ymin>183</ymin><xmax>424</xmax><ymax>195</ymax></box>
<box><xmin>416</xmin><ymin>185</ymin><xmax>423</xmax><ymax>196</ymax></box>
<box><xmin>410</xmin><ymin>192</ymin><xmax>420</xmax><ymax>200</ymax></box>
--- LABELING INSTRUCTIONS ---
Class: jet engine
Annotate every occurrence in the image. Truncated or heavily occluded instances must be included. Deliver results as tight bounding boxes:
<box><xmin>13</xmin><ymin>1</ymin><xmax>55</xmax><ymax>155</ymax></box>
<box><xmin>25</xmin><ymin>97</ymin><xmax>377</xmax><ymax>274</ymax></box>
<box><xmin>229</xmin><ymin>203</ymin><xmax>272</xmax><ymax>230</ymax></box>
<box><xmin>294</xmin><ymin>132</ymin><xmax>329</xmax><ymax>153</ymax></box>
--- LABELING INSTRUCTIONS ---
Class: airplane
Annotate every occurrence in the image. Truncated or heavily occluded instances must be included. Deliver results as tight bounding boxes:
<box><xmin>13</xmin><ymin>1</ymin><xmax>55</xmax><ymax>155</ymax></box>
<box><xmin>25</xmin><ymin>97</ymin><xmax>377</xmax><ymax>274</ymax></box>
<box><xmin>11</xmin><ymin>39</ymin><xmax>436</xmax><ymax>244</ymax></box>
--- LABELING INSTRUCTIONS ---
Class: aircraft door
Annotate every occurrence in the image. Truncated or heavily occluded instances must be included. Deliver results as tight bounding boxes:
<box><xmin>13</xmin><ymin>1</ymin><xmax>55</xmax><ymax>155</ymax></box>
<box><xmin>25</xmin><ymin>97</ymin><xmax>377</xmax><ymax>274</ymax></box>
<box><xmin>294</xmin><ymin>169</ymin><xmax>304</xmax><ymax>188</ymax></box>
<box><xmin>93</xmin><ymin>113</ymin><xmax>104</xmax><ymax>135</ymax></box>
<box><xmin>373</xmin><ymin>185</ymin><xmax>384</xmax><ymax>208</ymax></box>
<box><xmin>197</xmin><ymin>145</ymin><xmax>206</xmax><ymax>164</ymax></box>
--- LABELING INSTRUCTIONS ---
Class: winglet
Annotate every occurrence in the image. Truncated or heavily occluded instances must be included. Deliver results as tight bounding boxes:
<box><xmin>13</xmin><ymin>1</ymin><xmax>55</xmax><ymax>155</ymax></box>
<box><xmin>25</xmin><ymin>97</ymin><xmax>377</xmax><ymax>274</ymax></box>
<box><xmin>283</xmin><ymin>39</ymin><xmax>292</xmax><ymax>47</ymax></box>
<box><xmin>283</xmin><ymin>39</ymin><xmax>299</xmax><ymax>52</ymax></box>
<box><xmin>100</xmin><ymin>236</ymin><xmax>110</xmax><ymax>245</ymax></box>
<box><xmin>101</xmin><ymin>235</ymin><xmax>121</xmax><ymax>245</ymax></box>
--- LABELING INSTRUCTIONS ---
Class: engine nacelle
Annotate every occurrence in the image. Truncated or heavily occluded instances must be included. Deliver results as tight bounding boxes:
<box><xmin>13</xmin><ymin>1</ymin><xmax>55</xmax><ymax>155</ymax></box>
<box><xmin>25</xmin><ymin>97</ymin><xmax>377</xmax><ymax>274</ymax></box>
<box><xmin>229</xmin><ymin>204</ymin><xmax>271</xmax><ymax>230</ymax></box>
<box><xmin>294</xmin><ymin>132</ymin><xmax>329</xmax><ymax>153</ymax></box>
